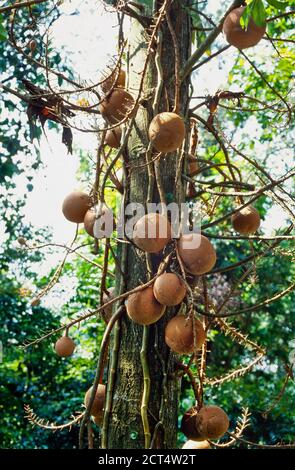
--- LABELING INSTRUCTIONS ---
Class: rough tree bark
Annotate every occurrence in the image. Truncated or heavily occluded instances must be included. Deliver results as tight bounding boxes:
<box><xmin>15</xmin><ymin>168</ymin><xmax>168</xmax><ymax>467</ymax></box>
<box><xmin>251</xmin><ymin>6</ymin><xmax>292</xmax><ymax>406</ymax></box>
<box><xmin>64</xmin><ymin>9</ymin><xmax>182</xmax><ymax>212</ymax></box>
<box><xmin>105</xmin><ymin>0</ymin><xmax>192</xmax><ymax>449</ymax></box>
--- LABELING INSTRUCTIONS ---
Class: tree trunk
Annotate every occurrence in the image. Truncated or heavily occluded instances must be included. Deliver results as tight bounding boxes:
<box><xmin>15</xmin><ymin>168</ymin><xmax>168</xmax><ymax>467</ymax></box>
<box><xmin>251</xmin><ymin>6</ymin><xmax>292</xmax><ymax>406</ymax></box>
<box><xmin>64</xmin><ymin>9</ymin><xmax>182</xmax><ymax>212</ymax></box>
<box><xmin>105</xmin><ymin>1</ymin><xmax>191</xmax><ymax>449</ymax></box>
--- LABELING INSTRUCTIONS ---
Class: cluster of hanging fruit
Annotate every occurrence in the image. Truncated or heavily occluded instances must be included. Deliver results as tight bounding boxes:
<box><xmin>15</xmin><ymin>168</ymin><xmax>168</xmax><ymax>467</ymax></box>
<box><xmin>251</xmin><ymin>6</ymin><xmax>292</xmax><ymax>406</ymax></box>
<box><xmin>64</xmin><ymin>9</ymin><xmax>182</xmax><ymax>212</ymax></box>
<box><xmin>52</xmin><ymin>5</ymin><xmax>265</xmax><ymax>445</ymax></box>
<box><xmin>124</xmin><ymin>211</ymin><xmax>258</xmax><ymax>445</ymax></box>
<box><xmin>61</xmin><ymin>190</ymin><xmax>114</xmax><ymax>239</ymax></box>
<box><xmin>99</xmin><ymin>67</ymin><xmax>130</xmax><ymax>149</ymax></box>
<box><xmin>181</xmin><ymin>406</ymin><xmax>230</xmax><ymax>446</ymax></box>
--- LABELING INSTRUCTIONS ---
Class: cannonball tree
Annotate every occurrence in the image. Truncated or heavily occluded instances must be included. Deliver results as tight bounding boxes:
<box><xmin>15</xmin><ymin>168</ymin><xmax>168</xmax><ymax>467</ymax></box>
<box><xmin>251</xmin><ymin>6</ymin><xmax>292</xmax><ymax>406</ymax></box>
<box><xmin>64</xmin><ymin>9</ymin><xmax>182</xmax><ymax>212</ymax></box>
<box><xmin>1</xmin><ymin>0</ymin><xmax>294</xmax><ymax>449</ymax></box>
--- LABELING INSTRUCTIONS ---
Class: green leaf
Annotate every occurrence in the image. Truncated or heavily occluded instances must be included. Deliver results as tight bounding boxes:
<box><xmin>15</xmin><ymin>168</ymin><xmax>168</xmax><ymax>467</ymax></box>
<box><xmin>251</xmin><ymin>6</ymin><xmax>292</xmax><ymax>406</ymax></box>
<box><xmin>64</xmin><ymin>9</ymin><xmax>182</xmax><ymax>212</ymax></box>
<box><xmin>265</xmin><ymin>0</ymin><xmax>289</xmax><ymax>10</ymax></box>
<box><xmin>240</xmin><ymin>5</ymin><xmax>251</xmax><ymax>29</ymax></box>
<box><xmin>184</xmin><ymin>5</ymin><xmax>206</xmax><ymax>45</ymax></box>
<box><xmin>136</xmin><ymin>0</ymin><xmax>153</xmax><ymax>14</ymax></box>
<box><xmin>240</xmin><ymin>0</ymin><xmax>267</xmax><ymax>29</ymax></box>
<box><xmin>251</xmin><ymin>0</ymin><xmax>267</xmax><ymax>27</ymax></box>
<box><xmin>0</xmin><ymin>14</ymin><xmax>7</xmax><ymax>41</ymax></box>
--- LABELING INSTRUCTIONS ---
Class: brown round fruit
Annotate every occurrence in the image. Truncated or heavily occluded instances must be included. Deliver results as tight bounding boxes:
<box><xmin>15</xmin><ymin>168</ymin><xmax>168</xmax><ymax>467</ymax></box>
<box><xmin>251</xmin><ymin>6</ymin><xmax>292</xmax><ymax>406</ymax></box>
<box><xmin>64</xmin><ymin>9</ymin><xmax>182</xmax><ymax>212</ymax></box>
<box><xmin>182</xmin><ymin>440</ymin><xmax>211</xmax><ymax>449</ymax></box>
<box><xmin>165</xmin><ymin>315</ymin><xmax>206</xmax><ymax>354</ymax></box>
<box><xmin>84</xmin><ymin>205</ymin><xmax>114</xmax><ymax>239</ymax></box>
<box><xmin>223</xmin><ymin>6</ymin><xmax>266</xmax><ymax>49</ymax></box>
<box><xmin>133</xmin><ymin>213</ymin><xmax>171</xmax><ymax>253</ymax></box>
<box><xmin>54</xmin><ymin>336</ymin><xmax>76</xmax><ymax>357</ymax></box>
<box><xmin>148</xmin><ymin>112</ymin><xmax>186</xmax><ymax>153</ymax></box>
<box><xmin>99</xmin><ymin>88</ymin><xmax>134</xmax><ymax>125</ymax></box>
<box><xmin>84</xmin><ymin>384</ymin><xmax>106</xmax><ymax>417</ymax></box>
<box><xmin>62</xmin><ymin>191</ymin><xmax>92</xmax><ymax>223</ymax></box>
<box><xmin>181</xmin><ymin>405</ymin><xmax>229</xmax><ymax>441</ymax></box>
<box><xmin>195</xmin><ymin>406</ymin><xmax>229</xmax><ymax>440</ymax></box>
<box><xmin>177</xmin><ymin>233</ymin><xmax>216</xmax><ymax>275</ymax></box>
<box><xmin>153</xmin><ymin>273</ymin><xmax>187</xmax><ymax>306</ymax></box>
<box><xmin>104</xmin><ymin>126</ymin><xmax>122</xmax><ymax>148</ymax></box>
<box><xmin>181</xmin><ymin>407</ymin><xmax>200</xmax><ymax>440</ymax></box>
<box><xmin>126</xmin><ymin>286</ymin><xmax>166</xmax><ymax>325</ymax></box>
<box><xmin>101</xmin><ymin>69</ymin><xmax>126</xmax><ymax>94</ymax></box>
<box><xmin>231</xmin><ymin>205</ymin><xmax>261</xmax><ymax>234</ymax></box>
<box><xmin>83</xmin><ymin>209</ymin><xmax>96</xmax><ymax>237</ymax></box>
<box><xmin>102</xmin><ymin>287</ymin><xmax>115</xmax><ymax>322</ymax></box>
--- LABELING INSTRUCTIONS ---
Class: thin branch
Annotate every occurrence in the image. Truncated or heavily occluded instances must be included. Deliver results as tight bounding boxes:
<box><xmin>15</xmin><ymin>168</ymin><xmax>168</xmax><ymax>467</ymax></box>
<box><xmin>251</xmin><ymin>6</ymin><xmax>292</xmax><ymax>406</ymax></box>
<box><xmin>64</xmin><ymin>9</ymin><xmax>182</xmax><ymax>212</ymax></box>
<box><xmin>25</xmin><ymin>404</ymin><xmax>84</xmax><ymax>431</ymax></box>
<box><xmin>205</xmin><ymin>353</ymin><xmax>265</xmax><ymax>386</ymax></box>
<box><xmin>210</xmin><ymin>407</ymin><xmax>251</xmax><ymax>448</ymax></box>
<box><xmin>261</xmin><ymin>365</ymin><xmax>293</xmax><ymax>416</ymax></box>
<box><xmin>0</xmin><ymin>0</ymin><xmax>49</xmax><ymax>14</ymax></box>
<box><xmin>239</xmin><ymin>50</ymin><xmax>292</xmax><ymax>125</ymax></box>
<box><xmin>267</xmin><ymin>11</ymin><xmax>295</xmax><ymax>22</ymax></box>
<box><xmin>180</xmin><ymin>0</ymin><xmax>245</xmax><ymax>82</ymax></box>
<box><xmin>227</xmin><ymin>431</ymin><xmax>295</xmax><ymax>449</ymax></box>
<box><xmin>191</xmin><ymin>45</ymin><xmax>231</xmax><ymax>73</ymax></box>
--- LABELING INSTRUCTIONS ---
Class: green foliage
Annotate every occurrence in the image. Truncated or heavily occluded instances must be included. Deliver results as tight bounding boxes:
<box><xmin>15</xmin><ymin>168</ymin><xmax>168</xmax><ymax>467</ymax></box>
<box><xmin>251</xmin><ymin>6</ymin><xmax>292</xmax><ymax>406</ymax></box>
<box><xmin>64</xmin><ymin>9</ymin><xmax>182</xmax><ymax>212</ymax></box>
<box><xmin>265</xmin><ymin>0</ymin><xmax>290</xmax><ymax>9</ymax></box>
<box><xmin>0</xmin><ymin>14</ymin><xmax>7</xmax><ymax>40</ymax></box>
<box><xmin>184</xmin><ymin>4</ymin><xmax>207</xmax><ymax>46</ymax></box>
<box><xmin>241</xmin><ymin>0</ymin><xmax>294</xmax><ymax>29</ymax></box>
<box><xmin>178</xmin><ymin>4</ymin><xmax>294</xmax><ymax>446</ymax></box>
<box><xmin>139</xmin><ymin>0</ymin><xmax>154</xmax><ymax>11</ymax></box>
<box><xmin>0</xmin><ymin>2</ymin><xmax>96</xmax><ymax>449</ymax></box>
<box><xmin>241</xmin><ymin>0</ymin><xmax>267</xmax><ymax>29</ymax></box>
